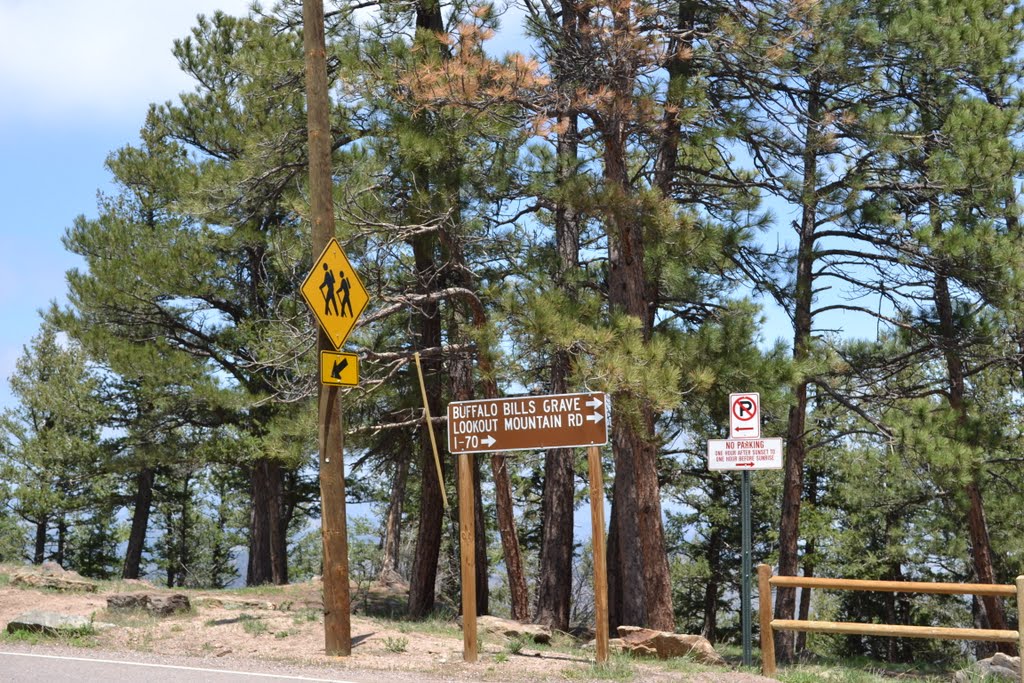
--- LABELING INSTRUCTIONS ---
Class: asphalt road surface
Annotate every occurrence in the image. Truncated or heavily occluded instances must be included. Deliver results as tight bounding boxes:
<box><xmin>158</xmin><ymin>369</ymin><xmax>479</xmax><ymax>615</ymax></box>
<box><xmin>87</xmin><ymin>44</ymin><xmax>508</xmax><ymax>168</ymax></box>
<box><xmin>0</xmin><ymin>647</ymin><xmax>454</xmax><ymax>682</ymax></box>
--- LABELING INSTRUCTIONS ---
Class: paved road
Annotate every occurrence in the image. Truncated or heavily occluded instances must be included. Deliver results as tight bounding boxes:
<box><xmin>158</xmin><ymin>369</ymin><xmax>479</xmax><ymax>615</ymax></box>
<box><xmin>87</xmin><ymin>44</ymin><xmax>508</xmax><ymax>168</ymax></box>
<box><xmin>0</xmin><ymin>648</ymin><xmax>449</xmax><ymax>682</ymax></box>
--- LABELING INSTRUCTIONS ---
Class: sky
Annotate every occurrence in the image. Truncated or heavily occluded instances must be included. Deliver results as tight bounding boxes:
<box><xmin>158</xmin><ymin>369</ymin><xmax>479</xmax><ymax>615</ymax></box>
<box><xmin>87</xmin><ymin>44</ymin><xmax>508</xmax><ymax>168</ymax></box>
<box><xmin>0</xmin><ymin>0</ymin><xmax>254</xmax><ymax>413</ymax></box>
<box><xmin>0</xmin><ymin>0</ymin><xmax>801</xmax><ymax>420</ymax></box>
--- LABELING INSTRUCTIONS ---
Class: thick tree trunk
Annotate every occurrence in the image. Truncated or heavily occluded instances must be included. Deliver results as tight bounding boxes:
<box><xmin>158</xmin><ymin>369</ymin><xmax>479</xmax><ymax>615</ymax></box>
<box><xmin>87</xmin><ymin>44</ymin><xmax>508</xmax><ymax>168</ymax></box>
<box><xmin>123</xmin><ymin>467</ymin><xmax>155</xmax><ymax>580</ymax></box>
<box><xmin>248</xmin><ymin>458</ymin><xmax>287</xmax><ymax>585</ymax></box>
<box><xmin>604</xmin><ymin>119</ymin><xmax>674</xmax><ymax>631</ymax></box>
<box><xmin>775</xmin><ymin>78</ymin><xmax>820</xmax><ymax>664</ymax></box>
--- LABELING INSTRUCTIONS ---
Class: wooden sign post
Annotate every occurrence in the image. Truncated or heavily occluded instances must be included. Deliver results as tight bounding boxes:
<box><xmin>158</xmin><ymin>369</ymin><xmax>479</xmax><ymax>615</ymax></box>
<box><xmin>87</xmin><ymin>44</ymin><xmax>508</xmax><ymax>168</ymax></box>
<box><xmin>458</xmin><ymin>453</ymin><xmax>478</xmax><ymax>662</ymax></box>
<box><xmin>448</xmin><ymin>392</ymin><xmax>610</xmax><ymax>663</ymax></box>
<box><xmin>587</xmin><ymin>445</ymin><xmax>609</xmax><ymax>663</ymax></box>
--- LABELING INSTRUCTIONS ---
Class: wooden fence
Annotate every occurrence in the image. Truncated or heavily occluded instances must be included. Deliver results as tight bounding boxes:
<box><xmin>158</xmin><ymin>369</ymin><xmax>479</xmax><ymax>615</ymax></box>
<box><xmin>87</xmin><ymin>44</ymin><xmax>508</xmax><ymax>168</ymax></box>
<box><xmin>757</xmin><ymin>564</ymin><xmax>1024</xmax><ymax>681</ymax></box>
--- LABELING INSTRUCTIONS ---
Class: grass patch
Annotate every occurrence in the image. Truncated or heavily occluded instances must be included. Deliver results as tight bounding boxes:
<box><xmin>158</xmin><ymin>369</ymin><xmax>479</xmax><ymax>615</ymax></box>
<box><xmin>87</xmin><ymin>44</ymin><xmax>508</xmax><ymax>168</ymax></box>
<box><xmin>774</xmin><ymin>659</ymin><xmax>954</xmax><ymax>683</ymax></box>
<box><xmin>505</xmin><ymin>635</ymin><xmax>527</xmax><ymax>655</ymax></box>
<box><xmin>563</xmin><ymin>653</ymin><xmax>634</xmax><ymax>681</ymax></box>
<box><xmin>0</xmin><ymin>572</ymin><xmax>10</xmax><ymax>588</ymax></box>
<box><xmin>292</xmin><ymin>608</ymin><xmax>321</xmax><ymax>624</ymax></box>
<box><xmin>239</xmin><ymin>613</ymin><xmax>269</xmax><ymax>636</ymax></box>
<box><xmin>1</xmin><ymin>626</ymin><xmax>97</xmax><ymax>648</ymax></box>
<box><xmin>494</xmin><ymin>652</ymin><xmax>509</xmax><ymax>663</ymax></box>
<box><xmin>382</xmin><ymin>635</ymin><xmax>409</xmax><ymax>653</ymax></box>
<box><xmin>275</xmin><ymin>630</ymin><xmax>290</xmax><ymax>639</ymax></box>
<box><xmin>92</xmin><ymin>609</ymin><xmax>160</xmax><ymax>629</ymax></box>
<box><xmin>381</xmin><ymin>615</ymin><xmax>461</xmax><ymax>638</ymax></box>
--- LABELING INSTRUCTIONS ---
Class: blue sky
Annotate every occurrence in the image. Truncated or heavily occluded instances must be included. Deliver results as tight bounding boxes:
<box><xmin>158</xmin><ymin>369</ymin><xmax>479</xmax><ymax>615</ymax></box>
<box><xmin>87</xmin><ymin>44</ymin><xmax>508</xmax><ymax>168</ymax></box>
<box><xmin>0</xmin><ymin>0</ymin><xmax>252</xmax><ymax>413</ymax></box>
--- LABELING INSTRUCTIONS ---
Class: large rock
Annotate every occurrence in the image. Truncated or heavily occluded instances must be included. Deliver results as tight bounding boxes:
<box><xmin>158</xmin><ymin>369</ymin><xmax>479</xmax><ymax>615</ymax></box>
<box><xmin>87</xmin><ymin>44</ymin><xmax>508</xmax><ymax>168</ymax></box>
<box><xmin>457</xmin><ymin>615</ymin><xmax>553</xmax><ymax>644</ymax></box>
<box><xmin>107</xmin><ymin>592</ymin><xmax>191</xmax><ymax>616</ymax></box>
<box><xmin>616</xmin><ymin>626</ymin><xmax>725</xmax><ymax>665</ymax></box>
<box><xmin>9</xmin><ymin>564</ymin><xmax>98</xmax><ymax>593</ymax></box>
<box><xmin>6</xmin><ymin>611</ymin><xmax>92</xmax><ymax>636</ymax></box>
<box><xmin>954</xmin><ymin>653</ymin><xmax>1021</xmax><ymax>682</ymax></box>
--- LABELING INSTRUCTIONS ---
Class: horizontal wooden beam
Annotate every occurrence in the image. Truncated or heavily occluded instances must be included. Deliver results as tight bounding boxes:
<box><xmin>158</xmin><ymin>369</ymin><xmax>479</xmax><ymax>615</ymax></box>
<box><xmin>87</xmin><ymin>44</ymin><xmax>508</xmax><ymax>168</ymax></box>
<box><xmin>768</xmin><ymin>575</ymin><xmax>1017</xmax><ymax>597</ymax></box>
<box><xmin>772</xmin><ymin>619</ymin><xmax>1020</xmax><ymax>643</ymax></box>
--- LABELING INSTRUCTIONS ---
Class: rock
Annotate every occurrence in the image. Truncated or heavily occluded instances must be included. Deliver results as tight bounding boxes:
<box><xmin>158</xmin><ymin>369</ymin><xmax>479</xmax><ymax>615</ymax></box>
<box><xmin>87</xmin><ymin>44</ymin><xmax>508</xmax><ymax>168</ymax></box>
<box><xmin>616</xmin><ymin>626</ymin><xmax>725</xmax><ymax>665</ymax></box>
<box><xmin>456</xmin><ymin>615</ymin><xmax>553</xmax><ymax>644</ymax></box>
<box><xmin>6</xmin><ymin>611</ymin><xmax>92</xmax><ymax>636</ymax></box>
<box><xmin>106</xmin><ymin>594</ymin><xmax>149</xmax><ymax>611</ymax></box>
<box><xmin>954</xmin><ymin>653</ymin><xmax>1021</xmax><ymax>682</ymax></box>
<box><xmin>148</xmin><ymin>594</ymin><xmax>191</xmax><ymax>616</ymax></box>
<box><xmin>9</xmin><ymin>566</ymin><xmax>98</xmax><ymax>593</ymax></box>
<box><xmin>106</xmin><ymin>593</ymin><xmax>191</xmax><ymax>616</ymax></box>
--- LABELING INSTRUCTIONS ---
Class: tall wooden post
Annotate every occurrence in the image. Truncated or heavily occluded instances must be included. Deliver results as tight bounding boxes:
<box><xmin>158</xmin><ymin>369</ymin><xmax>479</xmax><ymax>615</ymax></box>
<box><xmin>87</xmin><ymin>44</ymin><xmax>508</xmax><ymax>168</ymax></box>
<box><xmin>1016</xmin><ymin>576</ymin><xmax>1023</xmax><ymax>683</ymax></box>
<box><xmin>588</xmin><ymin>446</ymin><xmax>609</xmax><ymax>664</ymax></box>
<box><xmin>458</xmin><ymin>453</ymin><xmax>478</xmax><ymax>662</ymax></box>
<box><xmin>759</xmin><ymin>564</ymin><xmax>776</xmax><ymax>675</ymax></box>
<box><xmin>303</xmin><ymin>0</ymin><xmax>351</xmax><ymax>656</ymax></box>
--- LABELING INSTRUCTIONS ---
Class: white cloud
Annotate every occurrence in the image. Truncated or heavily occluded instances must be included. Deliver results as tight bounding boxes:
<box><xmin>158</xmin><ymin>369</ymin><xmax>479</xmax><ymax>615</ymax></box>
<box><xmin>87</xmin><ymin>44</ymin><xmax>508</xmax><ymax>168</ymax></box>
<box><xmin>0</xmin><ymin>0</ymin><xmax>254</xmax><ymax>124</ymax></box>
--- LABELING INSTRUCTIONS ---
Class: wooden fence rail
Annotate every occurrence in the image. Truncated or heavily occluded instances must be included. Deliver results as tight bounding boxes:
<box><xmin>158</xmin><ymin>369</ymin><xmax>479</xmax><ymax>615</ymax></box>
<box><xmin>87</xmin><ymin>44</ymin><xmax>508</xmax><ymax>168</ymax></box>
<box><xmin>757</xmin><ymin>564</ymin><xmax>1024</xmax><ymax>681</ymax></box>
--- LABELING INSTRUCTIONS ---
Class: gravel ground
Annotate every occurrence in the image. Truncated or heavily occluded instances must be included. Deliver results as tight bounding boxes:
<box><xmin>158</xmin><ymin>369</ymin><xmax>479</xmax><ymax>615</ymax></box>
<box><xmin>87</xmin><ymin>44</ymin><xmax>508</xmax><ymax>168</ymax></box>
<box><xmin>0</xmin><ymin>564</ymin><xmax>776</xmax><ymax>682</ymax></box>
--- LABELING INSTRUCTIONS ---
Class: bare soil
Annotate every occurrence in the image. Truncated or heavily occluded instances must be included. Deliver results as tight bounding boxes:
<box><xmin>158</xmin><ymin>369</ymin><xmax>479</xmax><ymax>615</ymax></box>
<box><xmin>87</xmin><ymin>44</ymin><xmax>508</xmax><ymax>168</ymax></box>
<box><xmin>0</xmin><ymin>564</ymin><xmax>773</xmax><ymax>682</ymax></box>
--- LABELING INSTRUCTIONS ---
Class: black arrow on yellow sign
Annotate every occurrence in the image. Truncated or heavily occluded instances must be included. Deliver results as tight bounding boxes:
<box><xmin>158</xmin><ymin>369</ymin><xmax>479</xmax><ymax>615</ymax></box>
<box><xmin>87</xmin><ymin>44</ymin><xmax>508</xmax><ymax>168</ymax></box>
<box><xmin>320</xmin><ymin>351</ymin><xmax>358</xmax><ymax>387</ymax></box>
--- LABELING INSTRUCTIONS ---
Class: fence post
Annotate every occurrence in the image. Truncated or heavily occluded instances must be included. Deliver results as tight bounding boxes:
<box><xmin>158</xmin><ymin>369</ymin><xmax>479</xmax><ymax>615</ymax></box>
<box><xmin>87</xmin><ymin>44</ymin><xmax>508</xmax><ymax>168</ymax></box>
<box><xmin>1016</xmin><ymin>575</ymin><xmax>1023</xmax><ymax>683</ymax></box>
<box><xmin>758</xmin><ymin>564</ymin><xmax>776</xmax><ymax>676</ymax></box>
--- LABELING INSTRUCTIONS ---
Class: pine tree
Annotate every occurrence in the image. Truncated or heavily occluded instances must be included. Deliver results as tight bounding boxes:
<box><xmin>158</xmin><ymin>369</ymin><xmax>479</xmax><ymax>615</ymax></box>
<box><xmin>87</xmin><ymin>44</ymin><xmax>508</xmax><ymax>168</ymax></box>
<box><xmin>0</xmin><ymin>320</ymin><xmax>111</xmax><ymax>568</ymax></box>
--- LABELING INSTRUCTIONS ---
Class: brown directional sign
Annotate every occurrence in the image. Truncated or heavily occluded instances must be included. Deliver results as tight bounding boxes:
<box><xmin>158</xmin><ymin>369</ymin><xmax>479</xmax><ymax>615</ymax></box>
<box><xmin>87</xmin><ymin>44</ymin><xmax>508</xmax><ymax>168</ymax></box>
<box><xmin>447</xmin><ymin>392</ymin><xmax>609</xmax><ymax>454</ymax></box>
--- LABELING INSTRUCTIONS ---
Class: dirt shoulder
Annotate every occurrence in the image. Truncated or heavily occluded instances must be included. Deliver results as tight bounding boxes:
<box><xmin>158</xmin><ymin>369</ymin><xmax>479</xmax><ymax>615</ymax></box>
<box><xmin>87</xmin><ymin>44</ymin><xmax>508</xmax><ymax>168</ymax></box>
<box><xmin>0</xmin><ymin>563</ymin><xmax>772</xmax><ymax>682</ymax></box>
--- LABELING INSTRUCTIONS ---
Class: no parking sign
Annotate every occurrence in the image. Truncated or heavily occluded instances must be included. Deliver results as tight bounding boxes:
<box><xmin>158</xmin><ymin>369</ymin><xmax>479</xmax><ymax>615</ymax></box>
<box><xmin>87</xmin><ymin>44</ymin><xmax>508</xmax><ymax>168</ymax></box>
<box><xmin>729</xmin><ymin>392</ymin><xmax>760</xmax><ymax>439</ymax></box>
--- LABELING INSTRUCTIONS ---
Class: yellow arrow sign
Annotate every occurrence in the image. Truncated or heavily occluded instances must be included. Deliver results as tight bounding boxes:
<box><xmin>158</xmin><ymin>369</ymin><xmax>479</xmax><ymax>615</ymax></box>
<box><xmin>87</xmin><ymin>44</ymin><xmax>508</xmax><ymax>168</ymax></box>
<box><xmin>321</xmin><ymin>351</ymin><xmax>359</xmax><ymax>386</ymax></box>
<box><xmin>301</xmin><ymin>238</ymin><xmax>369</xmax><ymax>349</ymax></box>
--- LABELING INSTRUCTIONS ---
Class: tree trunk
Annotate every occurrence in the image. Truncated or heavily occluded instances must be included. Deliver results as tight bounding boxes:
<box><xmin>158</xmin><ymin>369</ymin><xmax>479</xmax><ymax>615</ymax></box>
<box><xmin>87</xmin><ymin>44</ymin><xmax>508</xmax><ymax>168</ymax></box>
<box><xmin>407</xmin><ymin>229</ymin><xmax>445</xmax><ymax>617</ymax></box>
<box><xmin>934</xmin><ymin>264</ymin><xmax>1009</xmax><ymax>650</ymax></box>
<box><xmin>379</xmin><ymin>454</ymin><xmax>409</xmax><ymax>585</ymax></box>
<box><xmin>794</xmin><ymin>548</ymin><xmax>814</xmax><ymax>653</ymax></box>
<box><xmin>55</xmin><ymin>516</ymin><xmax>66</xmax><ymax>568</ymax></box>
<box><xmin>472</xmin><ymin>455</ymin><xmax>488</xmax><ymax>616</ymax></box>
<box><xmin>603</xmin><ymin>89</ymin><xmax>674</xmax><ymax>632</ymax></box>
<box><xmin>702</xmin><ymin>524</ymin><xmax>723</xmax><ymax>644</ymax></box>
<box><xmin>795</xmin><ymin>469</ymin><xmax>819</xmax><ymax>654</ymax></box>
<box><xmin>775</xmin><ymin>77</ymin><xmax>820</xmax><ymax>664</ymax></box>
<box><xmin>123</xmin><ymin>467</ymin><xmax>155</xmax><ymax>580</ymax></box>
<box><xmin>248</xmin><ymin>458</ymin><xmax>286</xmax><ymax>585</ymax></box>
<box><xmin>535</xmin><ymin>90</ymin><xmax>581</xmax><ymax>630</ymax></box>
<box><xmin>33</xmin><ymin>514</ymin><xmax>47</xmax><ymax>565</ymax></box>
<box><xmin>177</xmin><ymin>474</ymin><xmax>190</xmax><ymax>588</ymax></box>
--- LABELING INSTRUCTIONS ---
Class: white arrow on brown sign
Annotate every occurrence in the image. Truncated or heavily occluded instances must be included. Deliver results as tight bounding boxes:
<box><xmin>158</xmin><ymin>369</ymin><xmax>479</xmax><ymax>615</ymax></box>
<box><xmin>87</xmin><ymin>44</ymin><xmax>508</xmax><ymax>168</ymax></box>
<box><xmin>447</xmin><ymin>392</ymin><xmax>609</xmax><ymax>454</ymax></box>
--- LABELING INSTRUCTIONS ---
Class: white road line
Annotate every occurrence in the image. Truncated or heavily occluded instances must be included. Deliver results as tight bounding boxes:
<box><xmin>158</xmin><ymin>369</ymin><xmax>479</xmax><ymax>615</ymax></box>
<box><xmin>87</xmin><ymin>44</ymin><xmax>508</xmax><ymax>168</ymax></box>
<box><xmin>0</xmin><ymin>651</ymin><xmax>362</xmax><ymax>682</ymax></box>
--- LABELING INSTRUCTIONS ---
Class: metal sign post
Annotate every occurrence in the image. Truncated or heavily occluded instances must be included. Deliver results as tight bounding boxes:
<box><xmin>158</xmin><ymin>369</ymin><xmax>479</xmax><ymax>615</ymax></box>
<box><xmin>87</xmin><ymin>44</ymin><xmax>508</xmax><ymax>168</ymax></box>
<box><xmin>709</xmin><ymin>393</ymin><xmax>781</xmax><ymax>668</ymax></box>
<box><xmin>741</xmin><ymin>470</ymin><xmax>752</xmax><ymax>666</ymax></box>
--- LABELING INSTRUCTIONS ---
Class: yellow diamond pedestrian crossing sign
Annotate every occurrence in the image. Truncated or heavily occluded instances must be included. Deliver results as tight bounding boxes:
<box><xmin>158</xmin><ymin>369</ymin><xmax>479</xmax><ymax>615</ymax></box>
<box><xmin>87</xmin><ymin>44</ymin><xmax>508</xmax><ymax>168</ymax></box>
<box><xmin>301</xmin><ymin>238</ymin><xmax>368</xmax><ymax>349</ymax></box>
